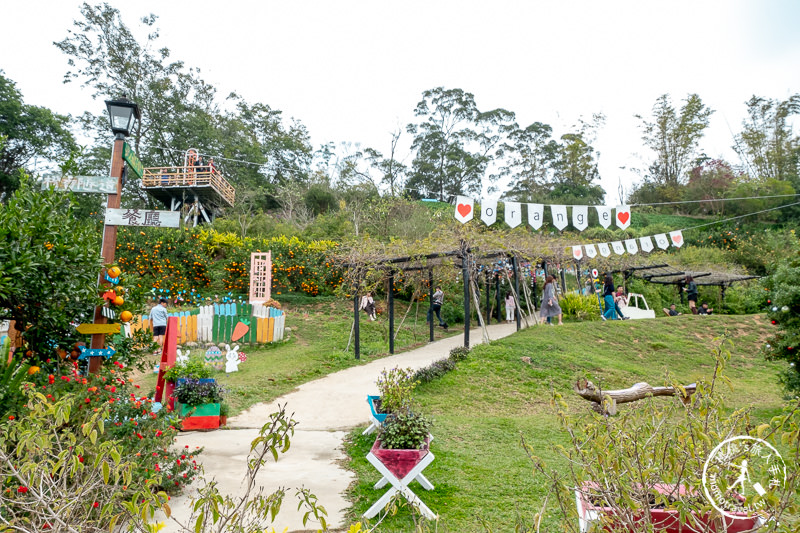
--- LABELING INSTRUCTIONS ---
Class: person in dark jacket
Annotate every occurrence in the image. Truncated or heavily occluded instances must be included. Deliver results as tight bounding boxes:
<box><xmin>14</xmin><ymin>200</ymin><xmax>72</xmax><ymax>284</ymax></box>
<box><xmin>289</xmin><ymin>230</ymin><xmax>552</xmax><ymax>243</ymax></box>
<box><xmin>602</xmin><ymin>273</ymin><xmax>628</xmax><ymax>320</ymax></box>
<box><xmin>684</xmin><ymin>275</ymin><xmax>698</xmax><ymax>314</ymax></box>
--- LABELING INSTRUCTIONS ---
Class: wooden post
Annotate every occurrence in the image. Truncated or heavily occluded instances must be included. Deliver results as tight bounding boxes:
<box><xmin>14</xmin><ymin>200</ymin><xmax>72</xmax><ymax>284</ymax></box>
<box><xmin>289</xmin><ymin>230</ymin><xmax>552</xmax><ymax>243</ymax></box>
<box><xmin>495</xmin><ymin>273</ymin><xmax>501</xmax><ymax>323</ymax></box>
<box><xmin>388</xmin><ymin>274</ymin><xmax>395</xmax><ymax>355</ymax></box>
<box><xmin>463</xmin><ymin>254</ymin><xmax>470</xmax><ymax>348</ymax></box>
<box><xmin>354</xmin><ymin>293</ymin><xmax>360</xmax><ymax>360</ymax></box>
<box><xmin>512</xmin><ymin>256</ymin><xmax>521</xmax><ymax>331</ymax></box>
<box><xmin>559</xmin><ymin>264</ymin><xmax>567</xmax><ymax>297</ymax></box>
<box><xmin>575</xmin><ymin>262</ymin><xmax>582</xmax><ymax>294</ymax></box>
<box><xmin>428</xmin><ymin>269</ymin><xmax>434</xmax><ymax>343</ymax></box>
<box><xmin>89</xmin><ymin>136</ymin><xmax>124</xmax><ymax>374</ymax></box>
<box><xmin>485</xmin><ymin>271</ymin><xmax>491</xmax><ymax>324</ymax></box>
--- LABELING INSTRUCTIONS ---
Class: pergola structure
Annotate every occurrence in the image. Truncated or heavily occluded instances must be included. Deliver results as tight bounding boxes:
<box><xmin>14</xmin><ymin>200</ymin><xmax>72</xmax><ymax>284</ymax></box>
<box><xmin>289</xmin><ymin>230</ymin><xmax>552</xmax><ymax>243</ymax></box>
<box><xmin>608</xmin><ymin>264</ymin><xmax>759</xmax><ymax>303</ymax></box>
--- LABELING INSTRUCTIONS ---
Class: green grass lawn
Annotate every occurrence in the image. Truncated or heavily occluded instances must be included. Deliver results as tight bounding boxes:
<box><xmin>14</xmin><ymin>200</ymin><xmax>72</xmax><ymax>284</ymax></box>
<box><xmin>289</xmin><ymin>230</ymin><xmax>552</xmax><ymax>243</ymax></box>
<box><xmin>344</xmin><ymin>314</ymin><xmax>789</xmax><ymax>531</ymax></box>
<box><xmin>135</xmin><ymin>296</ymin><xmax>461</xmax><ymax>414</ymax></box>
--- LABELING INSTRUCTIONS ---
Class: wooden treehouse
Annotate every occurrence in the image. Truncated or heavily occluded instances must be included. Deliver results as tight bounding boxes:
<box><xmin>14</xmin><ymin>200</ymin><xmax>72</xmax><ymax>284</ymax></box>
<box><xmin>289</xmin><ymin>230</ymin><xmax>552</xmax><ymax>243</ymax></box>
<box><xmin>141</xmin><ymin>149</ymin><xmax>235</xmax><ymax>226</ymax></box>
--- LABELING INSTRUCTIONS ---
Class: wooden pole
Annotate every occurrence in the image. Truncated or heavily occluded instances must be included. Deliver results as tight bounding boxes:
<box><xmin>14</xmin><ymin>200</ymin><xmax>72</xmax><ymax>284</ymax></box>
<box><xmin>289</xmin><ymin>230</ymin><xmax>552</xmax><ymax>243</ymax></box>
<box><xmin>495</xmin><ymin>273</ymin><xmax>501</xmax><ymax>324</ymax></box>
<box><xmin>89</xmin><ymin>136</ymin><xmax>125</xmax><ymax>374</ymax></box>
<box><xmin>428</xmin><ymin>269</ymin><xmax>434</xmax><ymax>343</ymax></box>
<box><xmin>512</xmin><ymin>256</ymin><xmax>521</xmax><ymax>331</ymax></box>
<box><xmin>485</xmin><ymin>271</ymin><xmax>491</xmax><ymax>324</ymax></box>
<box><xmin>463</xmin><ymin>254</ymin><xmax>470</xmax><ymax>348</ymax></box>
<box><xmin>388</xmin><ymin>274</ymin><xmax>395</xmax><ymax>354</ymax></box>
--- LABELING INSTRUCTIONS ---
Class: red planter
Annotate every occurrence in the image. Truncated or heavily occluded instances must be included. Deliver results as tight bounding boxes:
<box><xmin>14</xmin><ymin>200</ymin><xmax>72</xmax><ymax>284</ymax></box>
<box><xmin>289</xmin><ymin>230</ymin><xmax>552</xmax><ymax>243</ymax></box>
<box><xmin>577</xmin><ymin>483</ymin><xmax>763</xmax><ymax>533</ymax></box>
<box><xmin>371</xmin><ymin>436</ymin><xmax>430</xmax><ymax>480</ymax></box>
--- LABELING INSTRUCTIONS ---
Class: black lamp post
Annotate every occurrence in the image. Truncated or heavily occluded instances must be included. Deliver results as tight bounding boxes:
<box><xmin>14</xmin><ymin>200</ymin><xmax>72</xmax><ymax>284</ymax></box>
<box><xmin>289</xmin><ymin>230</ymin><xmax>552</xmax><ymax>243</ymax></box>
<box><xmin>88</xmin><ymin>95</ymin><xmax>140</xmax><ymax>373</ymax></box>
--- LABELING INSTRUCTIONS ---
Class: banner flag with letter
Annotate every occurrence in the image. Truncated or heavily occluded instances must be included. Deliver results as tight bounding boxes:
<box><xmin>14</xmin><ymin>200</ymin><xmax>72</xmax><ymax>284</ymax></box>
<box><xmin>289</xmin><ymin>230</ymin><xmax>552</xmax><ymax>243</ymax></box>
<box><xmin>572</xmin><ymin>205</ymin><xmax>588</xmax><ymax>231</ymax></box>
<box><xmin>480</xmin><ymin>198</ymin><xmax>497</xmax><ymax>226</ymax></box>
<box><xmin>527</xmin><ymin>203</ymin><xmax>544</xmax><ymax>229</ymax></box>
<box><xmin>505</xmin><ymin>201</ymin><xmax>522</xmax><ymax>228</ymax></box>
<box><xmin>550</xmin><ymin>205</ymin><xmax>568</xmax><ymax>230</ymax></box>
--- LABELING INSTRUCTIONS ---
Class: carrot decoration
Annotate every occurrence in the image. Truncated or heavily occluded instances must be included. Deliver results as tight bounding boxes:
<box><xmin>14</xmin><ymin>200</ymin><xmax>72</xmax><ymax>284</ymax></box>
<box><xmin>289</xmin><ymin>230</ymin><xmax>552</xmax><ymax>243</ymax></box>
<box><xmin>231</xmin><ymin>321</ymin><xmax>249</xmax><ymax>342</ymax></box>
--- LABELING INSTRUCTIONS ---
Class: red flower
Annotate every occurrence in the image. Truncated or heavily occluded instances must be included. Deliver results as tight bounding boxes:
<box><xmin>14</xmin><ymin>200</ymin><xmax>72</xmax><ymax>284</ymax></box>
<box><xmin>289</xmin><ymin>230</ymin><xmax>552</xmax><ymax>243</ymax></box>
<box><xmin>17</xmin><ymin>486</ymin><xmax>28</xmax><ymax>493</ymax></box>
<box><xmin>78</xmin><ymin>455</ymin><xmax>84</xmax><ymax>463</ymax></box>
<box><xmin>8</xmin><ymin>415</ymin><xmax>14</xmax><ymax>421</ymax></box>
<box><xmin>92</xmin><ymin>501</ymin><xmax>99</xmax><ymax>508</ymax></box>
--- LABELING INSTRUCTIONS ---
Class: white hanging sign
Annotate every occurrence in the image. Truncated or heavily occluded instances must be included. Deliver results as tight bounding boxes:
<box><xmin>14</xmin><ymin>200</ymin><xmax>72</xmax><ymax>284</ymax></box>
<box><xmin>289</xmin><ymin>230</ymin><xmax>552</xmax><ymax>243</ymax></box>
<box><xmin>454</xmin><ymin>196</ymin><xmax>474</xmax><ymax>224</ymax></box>
<box><xmin>585</xmin><ymin>244</ymin><xmax>597</xmax><ymax>259</ymax></box>
<box><xmin>670</xmin><ymin>230</ymin><xmax>684</xmax><ymax>248</ymax></box>
<box><xmin>640</xmin><ymin>236</ymin><xmax>654</xmax><ymax>253</ymax></box>
<box><xmin>551</xmin><ymin>205</ymin><xmax>568</xmax><ymax>230</ymax></box>
<box><xmin>572</xmin><ymin>246</ymin><xmax>584</xmax><ymax>261</ymax></box>
<box><xmin>624</xmin><ymin>238</ymin><xmax>639</xmax><ymax>255</ymax></box>
<box><xmin>654</xmin><ymin>233</ymin><xmax>670</xmax><ymax>250</ymax></box>
<box><xmin>505</xmin><ymin>201</ymin><xmax>522</xmax><ymax>228</ymax></box>
<box><xmin>527</xmin><ymin>203</ymin><xmax>544</xmax><ymax>229</ymax></box>
<box><xmin>611</xmin><ymin>241</ymin><xmax>625</xmax><ymax>255</ymax></box>
<box><xmin>572</xmin><ymin>205</ymin><xmax>588</xmax><ymax>231</ymax></box>
<box><xmin>480</xmin><ymin>199</ymin><xmax>497</xmax><ymax>226</ymax></box>
<box><xmin>598</xmin><ymin>242</ymin><xmax>611</xmax><ymax>257</ymax></box>
<box><xmin>595</xmin><ymin>206</ymin><xmax>612</xmax><ymax>229</ymax></box>
<box><xmin>105</xmin><ymin>208</ymin><xmax>180</xmax><ymax>228</ymax></box>
<box><xmin>615</xmin><ymin>205</ymin><xmax>632</xmax><ymax>230</ymax></box>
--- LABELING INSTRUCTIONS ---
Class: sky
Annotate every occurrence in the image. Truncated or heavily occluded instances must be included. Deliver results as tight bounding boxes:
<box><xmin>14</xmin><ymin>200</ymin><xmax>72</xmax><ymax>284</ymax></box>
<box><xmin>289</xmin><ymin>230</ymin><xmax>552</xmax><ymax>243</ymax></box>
<box><xmin>3</xmin><ymin>0</ymin><xmax>800</xmax><ymax>202</ymax></box>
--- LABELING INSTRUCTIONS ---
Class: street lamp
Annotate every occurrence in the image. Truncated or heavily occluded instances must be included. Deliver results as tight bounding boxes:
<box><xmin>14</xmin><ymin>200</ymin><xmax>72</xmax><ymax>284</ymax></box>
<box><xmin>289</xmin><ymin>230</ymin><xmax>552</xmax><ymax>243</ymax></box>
<box><xmin>89</xmin><ymin>94</ymin><xmax>140</xmax><ymax>373</ymax></box>
<box><xmin>105</xmin><ymin>95</ymin><xmax>141</xmax><ymax>137</ymax></box>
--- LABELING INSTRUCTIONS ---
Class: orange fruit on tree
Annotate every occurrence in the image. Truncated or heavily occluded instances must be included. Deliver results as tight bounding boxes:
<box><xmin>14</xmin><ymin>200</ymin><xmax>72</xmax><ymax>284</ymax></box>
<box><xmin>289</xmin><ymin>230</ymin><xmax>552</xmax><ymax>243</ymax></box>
<box><xmin>27</xmin><ymin>366</ymin><xmax>40</xmax><ymax>375</ymax></box>
<box><xmin>120</xmin><ymin>310</ymin><xmax>133</xmax><ymax>323</ymax></box>
<box><xmin>113</xmin><ymin>296</ymin><xmax>124</xmax><ymax>306</ymax></box>
<box><xmin>107</xmin><ymin>266</ymin><xmax>121</xmax><ymax>278</ymax></box>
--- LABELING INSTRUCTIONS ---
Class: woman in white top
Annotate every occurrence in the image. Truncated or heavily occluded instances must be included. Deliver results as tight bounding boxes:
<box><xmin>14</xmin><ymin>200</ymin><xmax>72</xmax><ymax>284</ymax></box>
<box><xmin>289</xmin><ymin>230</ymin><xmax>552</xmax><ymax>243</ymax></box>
<box><xmin>504</xmin><ymin>292</ymin><xmax>516</xmax><ymax>323</ymax></box>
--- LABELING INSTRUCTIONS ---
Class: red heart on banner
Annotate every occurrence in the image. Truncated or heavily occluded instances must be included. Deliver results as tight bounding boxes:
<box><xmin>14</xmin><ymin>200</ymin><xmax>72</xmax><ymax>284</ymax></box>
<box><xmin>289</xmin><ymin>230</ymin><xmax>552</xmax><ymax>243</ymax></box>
<box><xmin>457</xmin><ymin>203</ymin><xmax>472</xmax><ymax>218</ymax></box>
<box><xmin>573</xmin><ymin>248</ymin><xmax>583</xmax><ymax>260</ymax></box>
<box><xmin>617</xmin><ymin>211</ymin><xmax>630</xmax><ymax>225</ymax></box>
<box><xmin>672</xmin><ymin>234</ymin><xmax>683</xmax><ymax>245</ymax></box>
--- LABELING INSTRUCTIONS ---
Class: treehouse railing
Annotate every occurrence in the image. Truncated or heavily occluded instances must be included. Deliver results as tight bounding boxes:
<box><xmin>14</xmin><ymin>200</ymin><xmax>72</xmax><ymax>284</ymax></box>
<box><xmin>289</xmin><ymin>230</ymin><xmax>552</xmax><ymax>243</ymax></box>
<box><xmin>141</xmin><ymin>166</ymin><xmax>235</xmax><ymax>206</ymax></box>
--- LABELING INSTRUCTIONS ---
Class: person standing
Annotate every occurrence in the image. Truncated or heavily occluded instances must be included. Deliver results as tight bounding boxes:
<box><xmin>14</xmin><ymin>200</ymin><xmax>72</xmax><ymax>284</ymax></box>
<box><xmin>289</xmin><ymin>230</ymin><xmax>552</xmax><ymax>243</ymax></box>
<box><xmin>504</xmin><ymin>292</ymin><xmax>516</xmax><ymax>323</ymax></box>
<box><xmin>602</xmin><ymin>273</ymin><xmax>617</xmax><ymax>320</ymax></box>
<box><xmin>150</xmin><ymin>297</ymin><xmax>169</xmax><ymax>352</ymax></box>
<box><xmin>539</xmin><ymin>276</ymin><xmax>563</xmax><ymax>325</ymax></box>
<box><xmin>428</xmin><ymin>286</ymin><xmax>446</xmax><ymax>327</ymax></box>
<box><xmin>684</xmin><ymin>275</ymin><xmax>699</xmax><ymax>314</ymax></box>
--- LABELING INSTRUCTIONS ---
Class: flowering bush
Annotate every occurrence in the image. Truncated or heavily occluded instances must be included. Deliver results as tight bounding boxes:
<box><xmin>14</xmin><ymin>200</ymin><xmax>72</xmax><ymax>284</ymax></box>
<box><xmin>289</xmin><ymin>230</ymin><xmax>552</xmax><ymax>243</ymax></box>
<box><xmin>173</xmin><ymin>378</ymin><xmax>225</xmax><ymax>405</ymax></box>
<box><xmin>376</xmin><ymin>367</ymin><xmax>418</xmax><ymax>414</ymax></box>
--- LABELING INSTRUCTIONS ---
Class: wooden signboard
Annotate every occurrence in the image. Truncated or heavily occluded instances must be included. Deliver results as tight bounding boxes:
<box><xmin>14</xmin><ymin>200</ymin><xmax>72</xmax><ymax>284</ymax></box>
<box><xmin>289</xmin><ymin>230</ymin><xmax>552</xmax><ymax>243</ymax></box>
<box><xmin>105</xmin><ymin>208</ymin><xmax>180</xmax><ymax>228</ymax></box>
<box><xmin>76</xmin><ymin>323</ymin><xmax>121</xmax><ymax>335</ymax></box>
<box><xmin>41</xmin><ymin>175</ymin><xmax>118</xmax><ymax>194</ymax></box>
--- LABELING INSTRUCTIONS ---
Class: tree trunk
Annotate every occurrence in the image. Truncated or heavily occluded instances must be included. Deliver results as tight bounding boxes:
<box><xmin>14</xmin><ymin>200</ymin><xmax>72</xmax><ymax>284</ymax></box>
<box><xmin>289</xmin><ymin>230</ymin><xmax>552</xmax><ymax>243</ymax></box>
<box><xmin>574</xmin><ymin>379</ymin><xmax>696</xmax><ymax>415</ymax></box>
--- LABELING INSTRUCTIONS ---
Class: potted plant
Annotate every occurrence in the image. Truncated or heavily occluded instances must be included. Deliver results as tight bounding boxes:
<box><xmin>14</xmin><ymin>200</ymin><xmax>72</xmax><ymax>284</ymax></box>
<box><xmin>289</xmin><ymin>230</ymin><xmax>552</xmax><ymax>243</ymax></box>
<box><xmin>219</xmin><ymin>402</ymin><xmax>230</xmax><ymax>426</ymax></box>
<box><xmin>173</xmin><ymin>377</ymin><xmax>225</xmax><ymax>430</ymax></box>
<box><xmin>163</xmin><ymin>358</ymin><xmax>212</xmax><ymax>383</ymax></box>
<box><xmin>369</xmin><ymin>366</ymin><xmax>417</xmax><ymax>421</ymax></box>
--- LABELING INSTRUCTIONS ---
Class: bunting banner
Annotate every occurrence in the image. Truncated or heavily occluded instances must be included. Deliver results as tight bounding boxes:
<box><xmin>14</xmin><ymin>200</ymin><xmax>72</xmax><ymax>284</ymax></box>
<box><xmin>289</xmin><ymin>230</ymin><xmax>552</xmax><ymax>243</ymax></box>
<box><xmin>480</xmin><ymin>199</ymin><xmax>497</xmax><ymax>226</ymax></box>
<box><xmin>624</xmin><ymin>238</ymin><xmax>638</xmax><ymax>255</ymax></box>
<box><xmin>598</xmin><ymin>242</ymin><xmax>611</xmax><ymax>257</ymax></box>
<box><xmin>615</xmin><ymin>205</ymin><xmax>631</xmax><ymax>230</ymax></box>
<box><xmin>451</xmin><ymin>198</ymin><xmax>632</xmax><ymax>231</ymax></box>
<box><xmin>527</xmin><ymin>203</ymin><xmax>544</xmax><ymax>229</ymax></box>
<box><xmin>595</xmin><ymin>205</ymin><xmax>612</xmax><ymax>229</ymax></box>
<box><xmin>454</xmin><ymin>196</ymin><xmax>473</xmax><ymax>224</ymax></box>
<box><xmin>640</xmin><ymin>236</ymin><xmax>654</xmax><ymax>253</ymax></box>
<box><xmin>611</xmin><ymin>241</ymin><xmax>625</xmax><ymax>255</ymax></box>
<box><xmin>585</xmin><ymin>243</ymin><xmax>598</xmax><ymax>259</ymax></box>
<box><xmin>670</xmin><ymin>230</ymin><xmax>684</xmax><ymax>248</ymax></box>
<box><xmin>572</xmin><ymin>246</ymin><xmax>584</xmax><ymax>261</ymax></box>
<box><xmin>654</xmin><ymin>233</ymin><xmax>670</xmax><ymax>250</ymax></box>
<box><xmin>572</xmin><ymin>205</ymin><xmax>588</xmax><ymax>231</ymax></box>
<box><xmin>505</xmin><ymin>202</ymin><xmax>522</xmax><ymax>228</ymax></box>
<box><xmin>550</xmin><ymin>205</ymin><xmax>568</xmax><ymax>230</ymax></box>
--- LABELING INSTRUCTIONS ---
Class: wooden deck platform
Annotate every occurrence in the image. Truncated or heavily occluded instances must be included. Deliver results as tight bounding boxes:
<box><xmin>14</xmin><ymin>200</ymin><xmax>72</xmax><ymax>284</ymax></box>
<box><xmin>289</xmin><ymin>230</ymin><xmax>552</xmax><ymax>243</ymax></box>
<box><xmin>141</xmin><ymin>166</ymin><xmax>235</xmax><ymax>209</ymax></box>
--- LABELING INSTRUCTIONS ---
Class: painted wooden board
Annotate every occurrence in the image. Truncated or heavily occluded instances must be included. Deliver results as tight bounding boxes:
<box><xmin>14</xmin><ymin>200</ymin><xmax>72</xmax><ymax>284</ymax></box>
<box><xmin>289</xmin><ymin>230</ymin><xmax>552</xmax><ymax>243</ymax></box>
<box><xmin>76</xmin><ymin>323</ymin><xmax>121</xmax><ymax>335</ymax></box>
<box><xmin>267</xmin><ymin>317</ymin><xmax>274</xmax><ymax>342</ymax></box>
<box><xmin>181</xmin><ymin>414</ymin><xmax>220</xmax><ymax>430</ymax></box>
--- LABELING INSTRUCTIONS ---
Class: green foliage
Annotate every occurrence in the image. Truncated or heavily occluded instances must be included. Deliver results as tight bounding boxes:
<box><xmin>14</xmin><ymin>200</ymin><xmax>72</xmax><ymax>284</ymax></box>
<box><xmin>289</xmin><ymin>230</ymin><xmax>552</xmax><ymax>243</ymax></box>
<box><xmin>764</xmin><ymin>237</ymin><xmax>800</xmax><ymax>395</ymax></box>
<box><xmin>559</xmin><ymin>292</ymin><xmax>600</xmax><ymax>321</ymax></box>
<box><xmin>0</xmin><ymin>175</ymin><xmax>102</xmax><ymax>360</ymax></box>
<box><xmin>163</xmin><ymin>357</ymin><xmax>213</xmax><ymax>382</ymax></box>
<box><xmin>173</xmin><ymin>378</ymin><xmax>225</xmax><ymax>405</ymax></box>
<box><xmin>0</xmin><ymin>339</ymin><xmax>29</xmax><ymax>418</ymax></box>
<box><xmin>413</xmin><ymin>358</ymin><xmax>456</xmax><ymax>384</ymax></box>
<box><xmin>448</xmin><ymin>345</ymin><xmax>470</xmax><ymax>362</ymax></box>
<box><xmin>378</xmin><ymin>410</ymin><xmax>433</xmax><ymax>450</ymax></box>
<box><xmin>376</xmin><ymin>367</ymin><xmax>418</xmax><ymax>414</ymax></box>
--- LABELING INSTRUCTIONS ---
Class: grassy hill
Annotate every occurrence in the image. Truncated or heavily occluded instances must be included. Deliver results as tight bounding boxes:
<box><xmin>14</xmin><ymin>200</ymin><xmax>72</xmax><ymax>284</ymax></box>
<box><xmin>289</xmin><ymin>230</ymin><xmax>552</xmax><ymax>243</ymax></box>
<box><xmin>344</xmin><ymin>314</ymin><xmax>788</xmax><ymax>531</ymax></box>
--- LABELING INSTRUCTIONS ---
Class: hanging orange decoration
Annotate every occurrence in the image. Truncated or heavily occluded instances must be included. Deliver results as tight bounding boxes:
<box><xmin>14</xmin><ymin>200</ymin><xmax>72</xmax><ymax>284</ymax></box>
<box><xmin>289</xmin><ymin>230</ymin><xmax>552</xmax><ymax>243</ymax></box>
<box><xmin>113</xmin><ymin>296</ymin><xmax>124</xmax><ymax>306</ymax></box>
<box><xmin>107</xmin><ymin>266</ymin><xmax>121</xmax><ymax>278</ymax></box>
<box><xmin>120</xmin><ymin>310</ymin><xmax>133</xmax><ymax>322</ymax></box>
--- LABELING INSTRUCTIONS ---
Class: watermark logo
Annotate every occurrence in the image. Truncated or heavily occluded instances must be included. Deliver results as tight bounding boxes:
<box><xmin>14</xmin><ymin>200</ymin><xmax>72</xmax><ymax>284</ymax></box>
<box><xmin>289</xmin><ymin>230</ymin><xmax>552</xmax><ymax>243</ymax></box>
<box><xmin>702</xmin><ymin>436</ymin><xmax>786</xmax><ymax>519</ymax></box>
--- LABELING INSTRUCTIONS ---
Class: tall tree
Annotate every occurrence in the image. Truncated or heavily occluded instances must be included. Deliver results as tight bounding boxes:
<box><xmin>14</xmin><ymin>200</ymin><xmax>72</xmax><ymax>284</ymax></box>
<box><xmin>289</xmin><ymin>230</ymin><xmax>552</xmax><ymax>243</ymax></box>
<box><xmin>637</xmin><ymin>94</ymin><xmax>713</xmax><ymax>188</ymax></box>
<box><xmin>365</xmin><ymin>128</ymin><xmax>406</xmax><ymax>197</ymax></box>
<box><xmin>550</xmin><ymin>114</ymin><xmax>606</xmax><ymax>205</ymax></box>
<box><xmin>500</xmin><ymin>122</ymin><xmax>559</xmax><ymax>202</ymax></box>
<box><xmin>405</xmin><ymin>87</ymin><xmax>515</xmax><ymax>201</ymax></box>
<box><xmin>0</xmin><ymin>73</ymin><xmax>76</xmax><ymax>200</ymax></box>
<box><xmin>734</xmin><ymin>94</ymin><xmax>800</xmax><ymax>186</ymax></box>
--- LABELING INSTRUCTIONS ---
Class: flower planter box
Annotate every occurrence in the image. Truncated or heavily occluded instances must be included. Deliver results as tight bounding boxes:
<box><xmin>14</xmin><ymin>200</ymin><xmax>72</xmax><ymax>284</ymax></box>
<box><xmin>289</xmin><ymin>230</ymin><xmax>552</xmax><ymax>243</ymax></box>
<box><xmin>576</xmin><ymin>483</ymin><xmax>764</xmax><ymax>533</ymax></box>
<box><xmin>370</xmin><ymin>435</ymin><xmax>430</xmax><ymax>480</ymax></box>
<box><xmin>178</xmin><ymin>402</ymin><xmax>221</xmax><ymax>430</ymax></box>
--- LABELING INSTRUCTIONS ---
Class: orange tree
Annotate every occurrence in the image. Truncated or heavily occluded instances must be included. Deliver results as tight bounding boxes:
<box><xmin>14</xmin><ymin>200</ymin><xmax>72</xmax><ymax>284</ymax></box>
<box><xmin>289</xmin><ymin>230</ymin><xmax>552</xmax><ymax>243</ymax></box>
<box><xmin>0</xmin><ymin>175</ymin><xmax>102</xmax><ymax>361</ymax></box>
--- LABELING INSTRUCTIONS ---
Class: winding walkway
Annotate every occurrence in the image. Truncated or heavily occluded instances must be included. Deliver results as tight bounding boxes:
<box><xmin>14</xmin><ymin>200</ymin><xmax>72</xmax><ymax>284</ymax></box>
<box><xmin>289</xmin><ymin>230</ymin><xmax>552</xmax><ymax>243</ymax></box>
<box><xmin>166</xmin><ymin>321</ymin><xmax>526</xmax><ymax>532</ymax></box>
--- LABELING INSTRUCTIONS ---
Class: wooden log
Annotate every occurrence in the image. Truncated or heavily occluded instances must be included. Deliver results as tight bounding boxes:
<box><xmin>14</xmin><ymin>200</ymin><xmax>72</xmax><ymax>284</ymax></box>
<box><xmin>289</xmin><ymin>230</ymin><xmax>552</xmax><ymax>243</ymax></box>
<box><xmin>574</xmin><ymin>379</ymin><xmax>697</xmax><ymax>415</ymax></box>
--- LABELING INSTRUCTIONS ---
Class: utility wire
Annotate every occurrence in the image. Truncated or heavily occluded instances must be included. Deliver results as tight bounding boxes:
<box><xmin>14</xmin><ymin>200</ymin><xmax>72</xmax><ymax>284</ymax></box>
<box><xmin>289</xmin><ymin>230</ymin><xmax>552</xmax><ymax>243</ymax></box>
<box><xmin>678</xmin><ymin>200</ymin><xmax>800</xmax><ymax>232</ymax></box>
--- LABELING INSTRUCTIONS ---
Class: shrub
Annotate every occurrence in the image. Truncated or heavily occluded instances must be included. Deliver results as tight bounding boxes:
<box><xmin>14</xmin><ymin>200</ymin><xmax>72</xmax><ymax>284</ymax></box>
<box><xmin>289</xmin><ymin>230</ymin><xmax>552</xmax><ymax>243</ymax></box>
<box><xmin>413</xmin><ymin>358</ymin><xmax>456</xmax><ymax>383</ymax></box>
<box><xmin>764</xmin><ymin>237</ymin><xmax>800</xmax><ymax>395</ymax></box>
<box><xmin>559</xmin><ymin>292</ymin><xmax>600</xmax><ymax>321</ymax></box>
<box><xmin>163</xmin><ymin>357</ymin><xmax>213</xmax><ymax>382</ymax></box>
<box><xmin>173</xmin><ymin>378</ymin><xmax>225</xmax><ymax>405</ymax></box>
<box><xmin>449</xmin><ymin>346</ymin><xmax>470</xmax><ymax>362</ymax></box>
<box><xmin>378</xmin><ymin>410</ymin><xmax>433</xmax><ymax>450</ymax></box>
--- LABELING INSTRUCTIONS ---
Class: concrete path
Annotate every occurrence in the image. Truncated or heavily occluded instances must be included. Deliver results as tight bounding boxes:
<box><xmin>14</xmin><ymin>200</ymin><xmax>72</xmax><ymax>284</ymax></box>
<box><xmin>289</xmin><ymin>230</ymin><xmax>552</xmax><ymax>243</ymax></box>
<box><xmin>165</xmin><ymin>321</ymin><xmax>526</xmax><ymax>532</ymax></box>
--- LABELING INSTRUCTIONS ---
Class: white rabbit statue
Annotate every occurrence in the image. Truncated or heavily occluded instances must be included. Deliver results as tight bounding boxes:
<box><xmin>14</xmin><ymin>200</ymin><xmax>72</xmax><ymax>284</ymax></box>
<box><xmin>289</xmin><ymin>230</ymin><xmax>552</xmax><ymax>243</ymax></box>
<box><xmin>176</xmin><ymin>348</ymin><xmax>190</xmax><ymax>364</ymax></box>
<box><xmin>225</xmin><ymin>344</ymin><xmax>241</xmax><ymax>373</ymax></box>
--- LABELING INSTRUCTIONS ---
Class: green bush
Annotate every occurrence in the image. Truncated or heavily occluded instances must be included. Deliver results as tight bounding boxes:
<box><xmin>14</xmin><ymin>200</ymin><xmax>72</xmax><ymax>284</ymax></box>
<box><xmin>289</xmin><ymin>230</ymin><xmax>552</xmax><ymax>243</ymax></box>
<box><xmin>413</xmin><ymin>358</ymin><xmax>456</xmax><ymax>383</ymax></box>
<box><xmin>163</xmin><ymin>358</ymin><xmax>213</xmax><ymax>382</ymax></box>
<box><xmin>448</xmin><ymin>346</ymin><xmax>470</xmax><ymax>362</ymax></box>
<box><xmin>559</xmin><ymin>292</ymin><xmax>600</xmax><ymax>321</ymax></box>
<box><xmin>378</xmin><ymin>410</ymin><xmax>433</xmax><ymax>450</ymax></box>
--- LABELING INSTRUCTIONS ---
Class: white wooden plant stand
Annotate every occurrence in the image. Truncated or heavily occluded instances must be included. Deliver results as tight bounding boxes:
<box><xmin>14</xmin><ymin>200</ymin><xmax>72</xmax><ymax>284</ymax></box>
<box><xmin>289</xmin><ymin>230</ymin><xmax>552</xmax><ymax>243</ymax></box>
<box><xmin>363</xmin><ymin>442</ymin><xmax>437</xmax><ymax>520</ymax></box>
